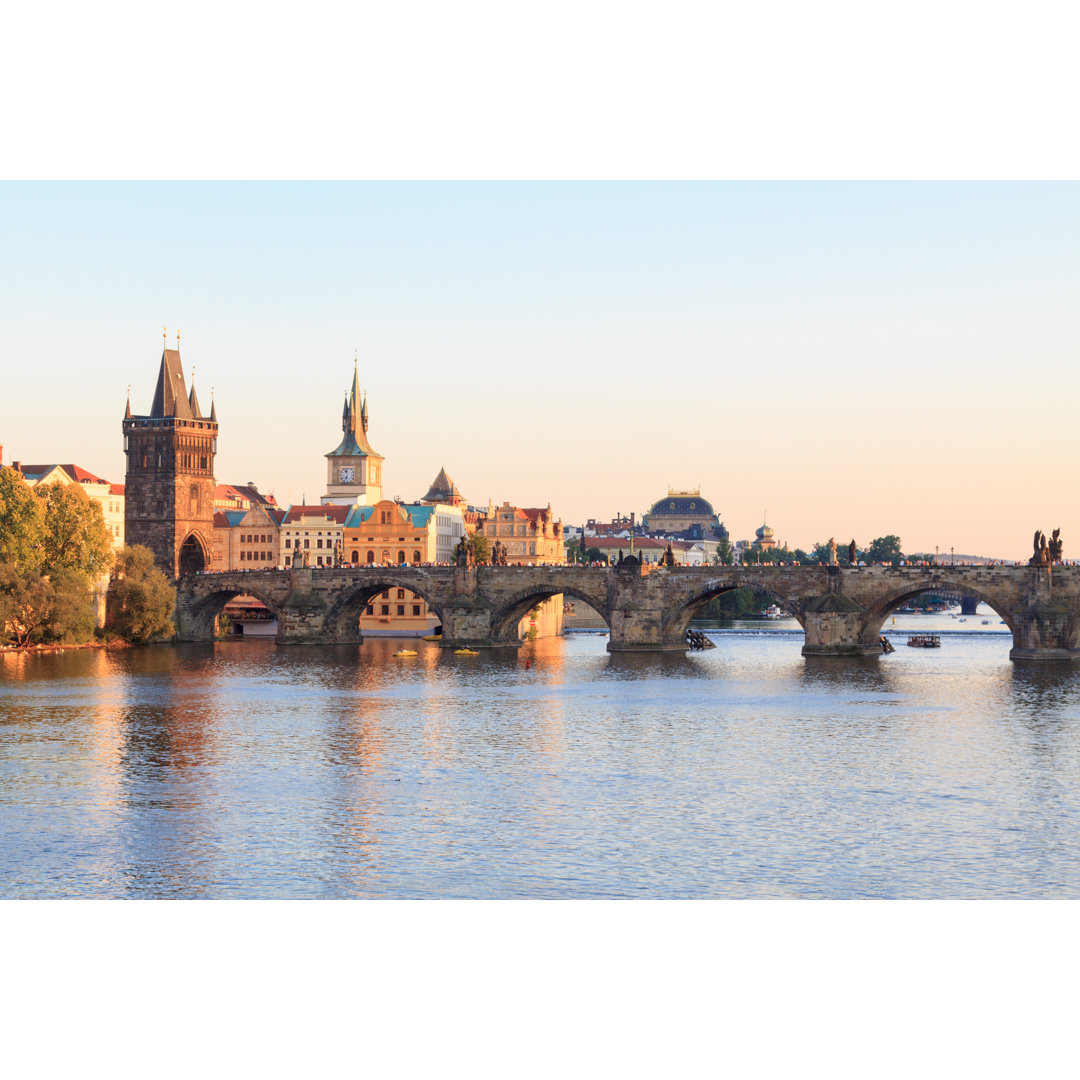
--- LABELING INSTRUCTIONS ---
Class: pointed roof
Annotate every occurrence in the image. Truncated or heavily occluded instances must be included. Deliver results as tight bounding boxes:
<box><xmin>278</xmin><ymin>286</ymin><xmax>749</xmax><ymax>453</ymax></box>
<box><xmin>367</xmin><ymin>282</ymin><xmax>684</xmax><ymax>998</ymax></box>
<box><xmin>150</xmin><ymin>349</ymin><xmax>193</xmax><ymax>419</ymax></box>
<box><xmin>421</xmin><ymin>466</ymin><xmax>464</xmax><ymax>505</ymax></box>
<box><xmin>188</xmin><ymin>379</ymin><xmax>201</xmax><ymax>417</ymax></box>
<box><xmin>327</xmin><ymin>361</ymin><xmax>380</xmax><ymax>459</ymax></box>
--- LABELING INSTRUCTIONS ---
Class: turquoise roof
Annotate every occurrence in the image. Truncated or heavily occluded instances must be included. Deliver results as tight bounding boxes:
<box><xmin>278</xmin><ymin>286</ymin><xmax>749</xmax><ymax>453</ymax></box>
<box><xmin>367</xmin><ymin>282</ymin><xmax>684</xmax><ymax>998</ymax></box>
<box><xmin>342</xmin><ymin>504</ymin><xmax>436</xmax><ymax>529</ymax></box>
<box><xmin>224</xmin><ymin>510</ymin><xmax>246</xmax><ymax>527</ymax></box>
<box><xmin>344</xmin><ymin>505</ymin><xmax>375</xmax><ymax>528</ymax></box>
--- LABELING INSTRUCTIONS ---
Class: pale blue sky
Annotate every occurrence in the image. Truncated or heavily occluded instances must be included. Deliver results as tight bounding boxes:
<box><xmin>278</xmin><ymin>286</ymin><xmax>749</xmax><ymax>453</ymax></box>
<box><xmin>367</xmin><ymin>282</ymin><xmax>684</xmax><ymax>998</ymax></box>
<box><xmin>3</xmin><ymin>181</ymin><xmax>1078</xmax><ymax>557</ymax></box>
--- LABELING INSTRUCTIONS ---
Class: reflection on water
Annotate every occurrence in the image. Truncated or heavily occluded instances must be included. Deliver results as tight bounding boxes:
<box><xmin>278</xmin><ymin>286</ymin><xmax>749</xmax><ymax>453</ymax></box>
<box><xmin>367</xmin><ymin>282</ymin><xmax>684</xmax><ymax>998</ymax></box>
<box><xmin>2</xmin><ymin>629</ymin><xmax>1080</xmax><ymax>899</ymax></box>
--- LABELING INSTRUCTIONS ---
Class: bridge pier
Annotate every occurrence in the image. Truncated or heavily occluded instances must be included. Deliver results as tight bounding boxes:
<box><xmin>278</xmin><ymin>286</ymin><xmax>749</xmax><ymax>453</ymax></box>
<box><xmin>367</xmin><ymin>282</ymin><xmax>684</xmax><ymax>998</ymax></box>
<box><xmin>1008</xmin><ymin>600</ymin><xmax>1078</xmax><ymax>661</ymax></box>
<box><xmin>801</xmin><ymin>594</ymin><xmax>878</xmax><ymax>657</ymax></box>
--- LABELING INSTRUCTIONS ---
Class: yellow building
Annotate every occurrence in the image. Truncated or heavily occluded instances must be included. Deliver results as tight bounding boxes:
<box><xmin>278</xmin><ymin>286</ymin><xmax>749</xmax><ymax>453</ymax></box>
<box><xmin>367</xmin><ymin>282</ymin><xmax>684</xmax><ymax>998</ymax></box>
<box><xmin>476</xmin><ymin>501</ymin><xmax>564</xmax><ymax>564</ymax></box>
<box><xmin>212</xmin><ymin>504</ymin><xmax>286</xmax><ymax>571</ymax></box>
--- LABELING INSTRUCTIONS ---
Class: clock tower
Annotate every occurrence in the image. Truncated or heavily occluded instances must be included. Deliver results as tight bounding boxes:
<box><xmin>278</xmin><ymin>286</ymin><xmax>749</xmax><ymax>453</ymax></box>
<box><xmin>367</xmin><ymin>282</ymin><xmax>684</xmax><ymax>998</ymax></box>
<box><xmin>322</xmin><ymin>360</ymin><xmax>384</xmax><ymax>506</ymax></box>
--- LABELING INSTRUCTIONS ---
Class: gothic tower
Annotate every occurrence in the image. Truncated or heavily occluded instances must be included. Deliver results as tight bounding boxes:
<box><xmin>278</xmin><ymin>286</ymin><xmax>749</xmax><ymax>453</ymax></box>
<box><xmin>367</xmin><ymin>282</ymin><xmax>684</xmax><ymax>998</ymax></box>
<box><xmin>321</xmin><ymin>360</ymin><xmax>384</xmax><ymax>506</ymax></box>
<box><xmin>123</xmin><ymin>332</ymin><xmax>218</xmax><ymax>578</ymax></box>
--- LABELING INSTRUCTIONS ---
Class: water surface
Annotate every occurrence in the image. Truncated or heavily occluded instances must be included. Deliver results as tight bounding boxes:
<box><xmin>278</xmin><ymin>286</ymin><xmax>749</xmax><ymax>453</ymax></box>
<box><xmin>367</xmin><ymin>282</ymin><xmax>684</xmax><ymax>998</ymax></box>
<box><xmin>2</xmin><ymin>618</ymin><xmax>1079</xmax><ymax>898</ymax></box>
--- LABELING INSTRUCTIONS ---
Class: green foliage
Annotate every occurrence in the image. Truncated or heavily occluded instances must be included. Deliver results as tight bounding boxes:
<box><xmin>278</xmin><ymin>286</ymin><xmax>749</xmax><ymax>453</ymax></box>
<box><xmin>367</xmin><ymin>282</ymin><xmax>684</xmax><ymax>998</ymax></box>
<box><xmin>106</xmin><ymin>545</ymin><xmax>176</xmax><ymax>643</ymax></box>
<box><xmin>0</xmin><ymin>468</ymin><xmax>45</xmax><ymax>572</ymax></box>
<box><xmin>863</xmin><ymin>535</ymin><xmax>904</xmax><ymax>567</ymax></box>
<box><xmin>37</xmin><ymin>482</ymin><xmax>114</xmax><ymax>577</ymax></box>
<box><xmin>696</xmin><ymin>587</ymin><xmax>774</xmax><ymax>618</ymax></box>
<box><xmin>584</xmin><ymin>546</ymin><xmax>607</xmax><ymax>564</ymax></box>
<box><xmin>468</xmin><ymin>532</ymin><xmax>491</xmax><ymax>564</ymax></box>
<box><xmin>715</xmin><ymin>537</ymin><xmax>734</xmax><ymax>565</ymax></box>
<box><xmin>0</xmin><ymin>563</ymin><xmax>96</xmax><ymax>646</ymax></box>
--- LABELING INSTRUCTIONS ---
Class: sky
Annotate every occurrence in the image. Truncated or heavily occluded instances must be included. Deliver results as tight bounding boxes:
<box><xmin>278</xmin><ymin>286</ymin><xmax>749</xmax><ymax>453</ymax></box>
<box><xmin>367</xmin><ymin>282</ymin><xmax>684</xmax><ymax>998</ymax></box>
<box><xmin>3</xmin><ymin>180</ymin><xmax>1079</xmax><ymax>559</ymax></box>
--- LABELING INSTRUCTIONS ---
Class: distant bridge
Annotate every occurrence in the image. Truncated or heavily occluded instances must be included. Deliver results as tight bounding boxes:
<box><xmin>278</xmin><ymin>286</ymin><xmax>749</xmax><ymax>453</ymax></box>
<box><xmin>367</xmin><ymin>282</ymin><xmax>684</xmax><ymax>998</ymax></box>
<box><xmin>176</xmin><ymin>563</ymin><xmax>1080</xmax><ymax>661</ymax></box>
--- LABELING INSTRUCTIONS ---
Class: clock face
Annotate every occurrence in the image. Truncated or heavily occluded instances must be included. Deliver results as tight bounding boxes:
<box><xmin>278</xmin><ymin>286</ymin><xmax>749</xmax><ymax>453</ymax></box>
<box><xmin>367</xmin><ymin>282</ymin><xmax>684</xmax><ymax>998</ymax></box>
<box><xmin>340</xmin><ymin>466</ymin><xmax>354</xmax><ymax>483</ymax></box>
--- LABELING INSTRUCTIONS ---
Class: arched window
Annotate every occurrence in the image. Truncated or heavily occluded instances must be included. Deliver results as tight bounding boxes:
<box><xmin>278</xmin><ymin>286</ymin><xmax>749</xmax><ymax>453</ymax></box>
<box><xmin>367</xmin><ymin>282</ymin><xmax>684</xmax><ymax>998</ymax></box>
<box><xmin>412</xmin><ymin>550</ymin><xmax>421</xmax><ymax>564</ymax></box>
<box><xmin>366</xmin><ymin>551</ymin><xmax>375</xmax><ymax>564</ymax></box>
<box><xmin>351</xmin><ymin>550</ymin><xmax>359</xmax><ymax>563</ymax></box>
<box><xmin>397</xmin><ymin>550</ymin><xmax>406</xmax><ymax>565</ymax></box>
<box><xmin>190</xmin><ymin>484</ymin><xmax>199</xmax><ymax>515</ymax></box>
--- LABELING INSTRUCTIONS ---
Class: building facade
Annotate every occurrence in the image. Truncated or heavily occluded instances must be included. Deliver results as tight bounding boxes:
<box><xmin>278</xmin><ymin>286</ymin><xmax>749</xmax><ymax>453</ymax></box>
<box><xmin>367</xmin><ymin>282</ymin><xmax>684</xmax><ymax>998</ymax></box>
<box><xmin>212</xmin><ymin>504</ymin><xmax>286</xmax><ymax>571</ymax></box>
<box><xmin>476</xmin><ymin>501</ymin><xmax>564</xmax><ymax>563</ymax></box>
<box><xmin>644</xmin><ymin>488</ymin><xmax>724</xmax><ymax>536</ymax></box>
<box><xmin>123</xmin><ymin>337</ymin><xmax>218</xmax><ymax>577</ymax></box>
<box><xmin>279</xmin><ymin>504</ymin><xmax>349</xmax><ymax>567</ymax></box>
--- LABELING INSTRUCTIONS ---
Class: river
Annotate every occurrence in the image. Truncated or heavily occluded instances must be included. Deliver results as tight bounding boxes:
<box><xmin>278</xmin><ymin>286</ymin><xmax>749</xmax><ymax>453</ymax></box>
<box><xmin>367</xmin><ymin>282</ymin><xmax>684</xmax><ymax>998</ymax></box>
<box><xmin>3</xmin><ymin>613</ymin><xmax>1079</xmax><ymax>899</ymax></box>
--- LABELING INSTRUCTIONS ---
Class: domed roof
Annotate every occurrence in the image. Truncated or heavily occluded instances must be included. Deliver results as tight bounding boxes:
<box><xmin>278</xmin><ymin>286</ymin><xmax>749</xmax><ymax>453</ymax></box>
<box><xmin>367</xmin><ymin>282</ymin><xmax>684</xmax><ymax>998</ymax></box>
<box><xmin>756</xmin><ymin>522</ymin><xmax>774</xmax><ymax>540</ymax></box>
<box><xmin>648</xmin><ymin>490</ymin><xmax>715</xmax><ymax>517</ymax></box>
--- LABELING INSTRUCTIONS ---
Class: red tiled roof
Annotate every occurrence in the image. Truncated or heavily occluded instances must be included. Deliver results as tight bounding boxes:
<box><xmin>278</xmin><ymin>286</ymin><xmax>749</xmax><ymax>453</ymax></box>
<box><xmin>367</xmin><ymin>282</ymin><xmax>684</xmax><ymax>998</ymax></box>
<box><xmin>17</xmin><ymin>463</ymin><xmax>110</xmax><ymax>485</ymax></box>
<box><xmin>283</xmin><ymin>504</ymin><xmax>350</xmax><ymax>525</ymax></box>
<box><xmin>109</xmin><ymin>483</ymin><xmax>125</xmax><ymax>495</ymax></box>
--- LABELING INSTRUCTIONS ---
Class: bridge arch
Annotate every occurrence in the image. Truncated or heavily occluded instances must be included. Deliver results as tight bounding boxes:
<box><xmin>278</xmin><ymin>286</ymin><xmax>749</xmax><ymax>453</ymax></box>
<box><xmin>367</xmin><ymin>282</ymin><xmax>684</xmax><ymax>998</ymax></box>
<box><xmin>182</xmin><ymin>581</ymin><xmax>286</xmax><ymax>641</ymax></box>
<box><xmin>857</xmin><ymin>578</ymin><xmax>1017</xmax><ymax>648</ymax></box>
<box><xmin>660</xmin><ymin>575</ymin><xmax>805</xmax><ymax>647</ymax></box>
<box><xmin>322</xmin><ymin>572</ymin><xmax>450</xmax><ymax>641</ymax></box>
<box><xmin>489</xmin><ymin>583</ymin><xmax>611</xmax><ymax>644</ymax></box>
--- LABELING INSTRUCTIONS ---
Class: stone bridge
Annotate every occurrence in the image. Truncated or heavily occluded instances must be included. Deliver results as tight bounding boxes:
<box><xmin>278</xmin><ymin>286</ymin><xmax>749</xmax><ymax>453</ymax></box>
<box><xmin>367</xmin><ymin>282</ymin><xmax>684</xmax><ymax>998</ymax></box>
<box><xmin>175</xmin><ymin>563</ymin><xmax>1080</xmax><ymax>661</ymax></box>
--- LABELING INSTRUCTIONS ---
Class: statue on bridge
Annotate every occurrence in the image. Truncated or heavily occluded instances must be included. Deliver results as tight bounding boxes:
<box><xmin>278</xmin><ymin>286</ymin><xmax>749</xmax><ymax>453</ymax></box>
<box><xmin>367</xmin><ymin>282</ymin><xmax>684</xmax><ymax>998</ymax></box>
<box><xmin>662</xmin><ymin>543</ymin><xmax>675</xmax><ymax>568</ymax></box>
<box><xmin>848</xmin><ymin>539</ymin><xmax>857</xmax><ymax>566</ymax></box>
<box><xmin>1031</xmin><ymin>529</ymin><xmax>1059</xmax><ymax>566</ymax></box>
<box><xmin>455</xmin><ymin>535</ymin><xmax>473</xmax><ymax>568</ymax></box>
<box><xmin>828</xmin><ymin>538</ymin><xmax>837</xmax><ymax>565</ymax></box>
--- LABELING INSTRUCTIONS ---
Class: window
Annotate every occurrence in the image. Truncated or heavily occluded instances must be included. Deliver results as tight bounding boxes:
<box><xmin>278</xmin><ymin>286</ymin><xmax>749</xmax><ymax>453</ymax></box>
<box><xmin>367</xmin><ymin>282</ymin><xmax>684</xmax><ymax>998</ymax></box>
<box><xmin>351</xmin><ymin>550</ymin><xmax>359</xmax><ymax>563</ymax></box>
<box><xmin>317</xmin><ymin>539</ymin><xmax>323</xmax><ymax>549</ymax></box>
<box><xmin>396</xmin><ymin>589</ymin><xmax>405</xmax><ymax>600</ymax></box>
<box><xmin>285</xmin><ymin>539</ymin><xmax>291</xmax><ymax>548</ymax></box>
<box><xmin>304</xmin><ymin>539</ymin><xmax>310</xmax><ymax>549</ymax></box>
<box><xmin>380</xmin><ymin>604</ymin><xmax>389</xmax><ymax>616</ymax></box>
<box><xmin>382</xmin><ymin>591</ymin><xmax>390</xmax><ymax>599</ymax></box>
<box><xmin>412</xmin><ymin>605</ymin><xmax>421</xmax><ymax>616</ymax></box>
<box><xmin>366</xmin><ymin>605</ymin><xmax>374</xmax><ymax>615</ymax></box>
<box><xmin>366</xmin><ymin>551</ymin><xmax>375</xmax><ymax>564</ymax></box>
<box><xmin>397</xmin><ymin>551</ymin><xmax>406</xmax><ymax>564</ymax></box>
<box><xmin>413</xmin><ymin>550</ymin><xmax>421</xmax><ymax>564</ymax></box>
<box><xmin>397</xmin><ymin>605</ymin><xmax>405</xmax><ymax>616</ymax></box>
<box><xmin>317</xmin><ymin>556</ymin><xmax>324</xmax><ymax>566</ymax></box>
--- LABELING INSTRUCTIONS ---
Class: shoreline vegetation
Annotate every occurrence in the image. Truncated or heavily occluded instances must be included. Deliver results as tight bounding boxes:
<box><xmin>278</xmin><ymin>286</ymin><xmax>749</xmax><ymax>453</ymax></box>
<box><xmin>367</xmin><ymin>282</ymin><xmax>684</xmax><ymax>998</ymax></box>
<box><xmin>1</xmin><ymin>467</ymin><xmax>176</xmax><ymax>649</ymax></box>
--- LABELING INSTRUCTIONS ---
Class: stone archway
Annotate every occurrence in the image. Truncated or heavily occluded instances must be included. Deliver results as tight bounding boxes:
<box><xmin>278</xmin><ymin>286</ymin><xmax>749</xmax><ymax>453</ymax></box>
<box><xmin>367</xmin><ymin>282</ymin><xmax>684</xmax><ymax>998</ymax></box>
<box><xmin>489</xmin><ymin>584</ymin><xmax>611</xmax><ymax>645</ymax></box>
<box><xmin>179</xmin><ymin>533</ymin><xmax>208</xmax><ymax>577</ymax></box>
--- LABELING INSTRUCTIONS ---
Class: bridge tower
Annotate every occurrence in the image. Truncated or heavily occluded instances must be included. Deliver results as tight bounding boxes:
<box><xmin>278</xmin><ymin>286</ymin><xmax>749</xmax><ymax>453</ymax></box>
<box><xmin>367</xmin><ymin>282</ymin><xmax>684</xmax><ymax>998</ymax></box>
<box><xmin>123</xmin><ymin>332</ymin><xmax>218</xmax><ymax>579</ymax></box>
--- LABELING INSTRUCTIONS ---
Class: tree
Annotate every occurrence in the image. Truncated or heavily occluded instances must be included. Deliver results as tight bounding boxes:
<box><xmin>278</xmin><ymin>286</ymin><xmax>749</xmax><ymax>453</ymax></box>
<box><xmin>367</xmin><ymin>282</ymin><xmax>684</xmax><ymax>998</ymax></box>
<box><xmin>37</xmin><ymin>481</ymin><xmax>114</xmax><ymax>576</ymax></box>
<box><xmin>863</xmin><ymin>535</ymin><xmax>903</xmax><ymax>567</ymax></box>
<box><xmin>715</xmin><ymin>537</ymin><xmax>734</xmax><ymax>565</ymax></box>
<box><xmin>0</xmin><ymin>563</ymin><xmax>54</xmax><ymax>646</ymax></box>
<box><xmin>0</xmin><ymin>467</ymin><xmax>45</xmax><ymax>571</ymax></box>
<box><xmin>106</xmin><ymin>545</ymin><xmax>176</xmax><ymax>643</ymax></box>
<box><xmin>467</xmin><ymin>531</ymin><xmax>491</xmax><ymax>564</ymax></box>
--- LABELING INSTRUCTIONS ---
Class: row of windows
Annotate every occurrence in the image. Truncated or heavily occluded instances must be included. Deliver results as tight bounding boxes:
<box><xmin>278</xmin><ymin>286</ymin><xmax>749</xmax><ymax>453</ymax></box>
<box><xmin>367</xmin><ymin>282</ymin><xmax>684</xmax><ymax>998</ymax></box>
<box><xmin>241</xmin><ymin>534</ymin><xmax>272</xmax><ymax>543</ymax></box>
<box><xmin>240</xmin><ymin>550</ymin><xmax>273</xmax><ymax>561</ymax></box>
<box><xmin>365</xmin><ymin>604</ymin><xmax>423</xmax><ymax>617</ymax></box>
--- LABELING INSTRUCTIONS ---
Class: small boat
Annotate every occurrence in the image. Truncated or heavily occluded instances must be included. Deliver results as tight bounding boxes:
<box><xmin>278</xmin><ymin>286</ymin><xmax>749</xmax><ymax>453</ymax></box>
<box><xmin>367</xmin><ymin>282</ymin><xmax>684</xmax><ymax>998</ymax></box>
<box><xmin>981</xmin><ymin>619</ymin><xmax>991</xmax><ymax>625</ymax></box>
<box><xmin>393</xmin><ymin>649</ymin><xmax>418</xmax><ymax>657</ymax></box>
<box><xmin>907</xmin><ymin>634</ymin><xmax>941</xmax><ymax>648</ymax></box>
<box><xmin>454</xmin><ymin>648</ymin><xmax>479</xmax><ymax>656</ymax></box>
<box><xmin>421</xmin><ymin>634</ymin><xmax>442</xmax><ymax>641</ymax></box>
<box><xmin>958</xmin><ymin>618</ymin><xmax>967</xmax><ymax>623</ymax></box>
